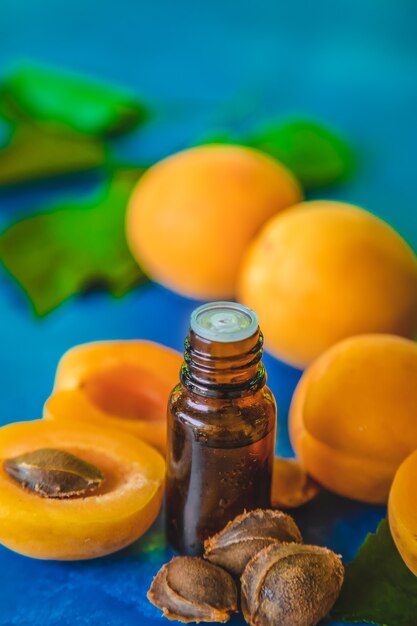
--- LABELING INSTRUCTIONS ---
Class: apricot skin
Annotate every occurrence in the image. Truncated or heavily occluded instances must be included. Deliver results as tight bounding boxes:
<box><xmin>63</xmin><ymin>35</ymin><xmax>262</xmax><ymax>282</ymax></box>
<box><xmin>48</xmin><ymin>340</ymin><xmax>182</xmax><ymax>454</ymax></box>
<box><xmin>238</xmin><ymin>201</ymin><xmax>417</xmax><ymax>368</ymax></box>
<box><xmin>389</xmin><ymin>450</ymin><xmax>417</xmax><ymax>575</ymax></box>
<box><xmin>0</xmin><ymin>420</ymin><xmax>165</xmax><ymax>560</ymax></box>
<box><xmin>289</xmin><ymin>335</ymin><xmax>417</xmax><ymax>504</ymax></box>
<box><xmin>126</xmin><ymin>145</ymin><xmax>302</xmax><ymax>300</ymax></box>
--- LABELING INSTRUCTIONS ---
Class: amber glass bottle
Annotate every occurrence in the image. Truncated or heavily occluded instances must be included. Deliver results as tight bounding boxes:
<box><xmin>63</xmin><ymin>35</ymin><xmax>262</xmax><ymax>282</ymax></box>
<box><xmin>166</xmin><ymin>302</ymin><xmax>277</xmax><ymax>555</ymax></box>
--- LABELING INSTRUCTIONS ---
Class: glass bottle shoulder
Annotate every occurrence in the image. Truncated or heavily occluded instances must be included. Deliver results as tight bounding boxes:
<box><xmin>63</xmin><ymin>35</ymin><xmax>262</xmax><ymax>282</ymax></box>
<box><xmin>168</xmin><ymin>383</ymin><xmax>276</xmax><ymax>447</ymax></box>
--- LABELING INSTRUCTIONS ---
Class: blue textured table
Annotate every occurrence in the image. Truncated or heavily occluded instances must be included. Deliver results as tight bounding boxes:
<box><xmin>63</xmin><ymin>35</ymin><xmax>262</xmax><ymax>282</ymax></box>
<box><xmin>0</xmin><ymin>1</ymin><xmax>416</xmax><ymax>624</ymax></box>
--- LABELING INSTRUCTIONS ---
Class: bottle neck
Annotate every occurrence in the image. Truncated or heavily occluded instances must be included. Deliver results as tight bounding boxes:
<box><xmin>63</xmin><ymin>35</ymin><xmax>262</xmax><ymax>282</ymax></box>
<box><xmin>180</xmin><ymin>329</ymin><xmax>266</xmax><ymax>398</ymax></box>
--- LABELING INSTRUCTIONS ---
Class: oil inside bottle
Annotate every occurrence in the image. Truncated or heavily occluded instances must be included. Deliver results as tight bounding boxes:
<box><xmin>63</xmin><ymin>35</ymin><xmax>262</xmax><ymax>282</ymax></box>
<box><xmin>166</xmin><ymin>302</ymin><xmax>277</xmax><ymax>555</ymax></box>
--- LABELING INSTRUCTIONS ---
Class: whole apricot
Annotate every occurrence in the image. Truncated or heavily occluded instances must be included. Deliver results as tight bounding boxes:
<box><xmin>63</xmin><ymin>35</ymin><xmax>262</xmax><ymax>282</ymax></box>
<box><xmin>389</xmin><ymin>449</ymin><xmax>417</xmax><ymax>575</ymax></box>
<box><xmin>289</xmin><ymin>335</ymin><xmax>417</xmax><ymax>503</ymax></box>
<box><xmin>126</xmin><ymin>145</ymin><xmax>302</xmax><ymax>299</ymax></box>
<box><xmin>0</xmin><ymin>420</ymin><xmax>165</xmax><ymax>560</ymax></box>
<box><xmin>46</xmin><ymin>340</ymin><xmax>182</xmax><ymax>454</ymax></box>
<box><xmin>238</xmin><ymin>201</ymin><xmax>417</xmax><ymax>368</ymax></box>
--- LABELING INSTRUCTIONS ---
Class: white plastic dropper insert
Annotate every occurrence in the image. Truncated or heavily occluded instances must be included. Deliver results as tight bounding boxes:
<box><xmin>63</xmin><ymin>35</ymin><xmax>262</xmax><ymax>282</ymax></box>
<box><xmin>190</xmin><ymin>301</ymin><xmax>259</xmax><ymax>343</ymax></box>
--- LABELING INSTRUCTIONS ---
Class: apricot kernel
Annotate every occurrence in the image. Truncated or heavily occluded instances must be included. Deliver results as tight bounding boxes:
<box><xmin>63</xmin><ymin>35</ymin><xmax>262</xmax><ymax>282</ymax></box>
<box><xmin>147</xmin><ymin>556</ymin><xmax>238</xmax><ymax>623</ymax></box>
<box><xmin>241</xmin><ymin>542</ymin><xmax>344</xmax><ymax>626</ymax></box>
<box><xmin>204</xmin><ymin>509</ymin><xmax>302</xmax><ymax>577</ymax></box>
<box><xmin>4</xmin><ymin>448</ymin><xmax>103</xmax><ymax>498</ymax></box>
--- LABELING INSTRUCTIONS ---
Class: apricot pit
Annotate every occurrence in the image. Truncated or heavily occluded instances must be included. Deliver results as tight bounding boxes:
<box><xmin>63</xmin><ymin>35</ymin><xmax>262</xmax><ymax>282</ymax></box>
<box><xmin>148</xmin><ymin>556</ymin><xmax>238</xmax><ymax>623</ymax></box>
<box><xmin>241</xmin><ymin>543</ymin><xmax>344</xmax><ymax>626</ymax></box>
<box><xmin>4</xmin><ymin>448</ymin><xmax>103</xmax><ymax>498</ymax></box>
<box><xmin>204</xmin><ymin>509</ymin><xmax>302</xmax><ymax>577</ymax></box>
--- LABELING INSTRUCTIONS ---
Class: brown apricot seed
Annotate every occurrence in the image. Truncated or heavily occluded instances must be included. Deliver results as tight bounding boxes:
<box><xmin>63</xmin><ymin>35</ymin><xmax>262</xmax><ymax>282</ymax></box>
<box><xmin>3</xmin><ymin>448</ymin><xmax>103</xmax><ymax>498</ymax></box>
<box><xmin>204</xmin><ymin>509</ymin><xmax>302</xmax><ymax>577</ymax></box>
<box><xmin>147</xmin><ymin>567</ymin><xmax>214</xmax><ymax>623</ymax></box>
<box><xmin>241</xmin><ymin>542</ymin><xmax>344</xmax><ymax>626</ymax></box>
<box><xmin>147</xmin><ymin>556</ymin><xmax>238</xmax><ymax>623</ymax></box>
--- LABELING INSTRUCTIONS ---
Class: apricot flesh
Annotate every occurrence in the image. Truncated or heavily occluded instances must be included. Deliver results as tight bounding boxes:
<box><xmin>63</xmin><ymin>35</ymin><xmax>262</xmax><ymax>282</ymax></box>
<box><xmin>126</xmin><ymin>145</ymin><xmax>302</xmax><ymax>299</ymax></box>
<box><xmin>0</xmin><ymin>420</ymin><xmax>165</xmax><ymax>560</ymax></box>
<box><xmin>289</xmin><ymin>335</ymin><xmax>417</xmax><ymax>504</ymax></box>
<box><xmin>48</xmin><ymin>340</ymin><xmax>182</xmax><ymax>453</ymax></box>
<box><xmin>271</xmin><ymin>457</ymin><xmax>320</xmax><ymax>508</ymax></box>
<box><xmin>238</xmin><ymin>201</ymin><xmax>417</xmax><ymax>368</ymax></box>
<box><xmin>389</xmin><ymin>449</ymin><xmax>417</xmax><ymax>575</ymax></box>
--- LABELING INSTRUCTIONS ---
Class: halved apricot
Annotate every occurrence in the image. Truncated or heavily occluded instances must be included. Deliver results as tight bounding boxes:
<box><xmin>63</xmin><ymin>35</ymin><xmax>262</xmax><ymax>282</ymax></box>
<box><xmin>46</xmin><ymin>340</ymin><xmax>182</xmax><ymax>453</ymax></box>
<box><xmin>0</xmin><ymin>419</ymin><xmax>165</xmax><ymax>560</ymax></box>
<box><xmin>271</xmin><ymin>457</ymin><xmax>320</xmax><ymax>509</ymax></box>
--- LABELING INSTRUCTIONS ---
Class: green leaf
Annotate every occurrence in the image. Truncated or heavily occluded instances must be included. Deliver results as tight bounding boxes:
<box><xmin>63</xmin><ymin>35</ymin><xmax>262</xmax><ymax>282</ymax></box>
<box><xmin>0</xmin><ymin>119</ymin><xmax>106</xmax><ymax>187</ymax></box>
<box><xmin>246</xmin><ymin>119</ymin><xmax>355</xmax><ymax>190</ymax></box>
<box><xmin>0</xmin><ymin>168</ymin><xmax>147</xmax><ymax>315</ymax></box>
<box><xmin>0</xmin><ymin>64</ymin><xmax>146</xmax><ymax>137</ymax></box>
<box><xmin>332</xmin><ymin>519</ymin><xmax>417</xmax><ymax>626</ymax></box>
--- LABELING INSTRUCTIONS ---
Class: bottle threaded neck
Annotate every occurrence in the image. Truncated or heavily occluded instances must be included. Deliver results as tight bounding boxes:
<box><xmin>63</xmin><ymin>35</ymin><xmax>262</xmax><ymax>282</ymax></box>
<box><xmin>180</xmin><ymin>328</ymin><xmax>266</xmax><ymax>398</ymax></box>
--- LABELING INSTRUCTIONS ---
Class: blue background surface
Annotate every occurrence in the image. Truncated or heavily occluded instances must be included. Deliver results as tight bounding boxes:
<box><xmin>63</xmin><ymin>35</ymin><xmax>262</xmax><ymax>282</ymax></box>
<box><xmin>0</xmin><ymin>1</ymin><xmax>416</xmax><ymax>624</ymax></box>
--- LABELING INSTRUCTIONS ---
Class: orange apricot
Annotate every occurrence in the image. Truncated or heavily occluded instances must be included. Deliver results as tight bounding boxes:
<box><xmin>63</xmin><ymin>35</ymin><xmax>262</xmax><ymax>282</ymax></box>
<box><xmin>0</xmin><ymin>420</ymin><xmax>165</xmax><ymax>560</ymax></box>
<box><xmin>126</xmin><ymin>145</ymin><xmax>302</xmax><ymax>299</ymax></box>
<box><xmin>47</xmin><ymin>340</ymin><xmax>182</xmax><ymax>453</ymax></box>
<box><xmin>271</xmin><ymin>457</ymin><xmax>320</xmax><ymax>509</ymax></box>
<box><xmin>238</xmin><ymin>201</ymin><xmax>417</xmax><ymax>368</ymax></box>
<box><xmin>289</xmin><ymin>335</ymin><xmax>417</xmax><ymax>504</ymax></box>
<box><xmin>388</xmin><ymin>449</ymin><xmax>417</xmax><ymax>575</ymax></box>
